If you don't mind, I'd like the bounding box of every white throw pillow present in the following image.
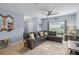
[40,32,44,36]
[44,32,48,36]
[29,33,35,40]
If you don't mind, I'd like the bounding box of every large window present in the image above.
[49,22,64,37]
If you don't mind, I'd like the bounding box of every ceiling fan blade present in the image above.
[51,12,58,15]
[47,11,52,15]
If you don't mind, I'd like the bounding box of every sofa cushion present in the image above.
[48,31,56,36]
[23,33,29,38]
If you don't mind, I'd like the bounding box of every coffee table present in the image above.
[68,40,79,55]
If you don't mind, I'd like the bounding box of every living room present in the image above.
[0,3,79,55]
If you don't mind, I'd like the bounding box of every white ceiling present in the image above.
[0,3,79,17]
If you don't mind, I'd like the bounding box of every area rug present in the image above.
[23,41,68,55]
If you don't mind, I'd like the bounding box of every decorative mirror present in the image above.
[0,14,14,32]
[6,15,14,32]
[0,14,4,31]
[0,15,2,31]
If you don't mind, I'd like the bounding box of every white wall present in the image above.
[27,20,33,32]
[24,17,42,32]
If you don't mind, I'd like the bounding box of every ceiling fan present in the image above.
[42,10,58,16]
[33,3,58,16]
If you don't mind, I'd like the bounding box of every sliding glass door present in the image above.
[48,21,65,37]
